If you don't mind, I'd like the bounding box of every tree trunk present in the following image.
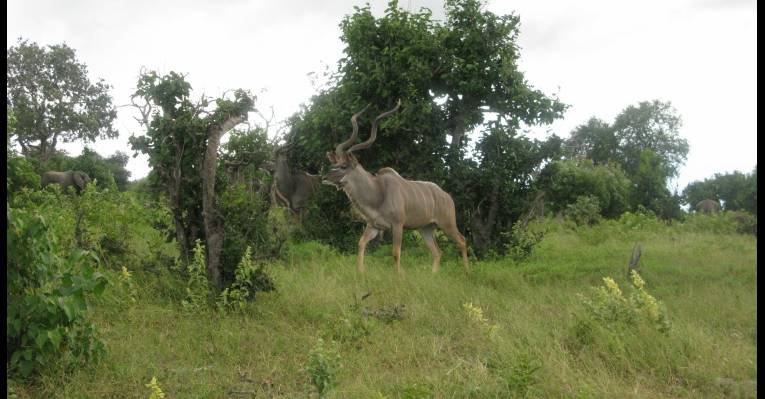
[202,116,245,290]
[167,149,190,264]
[470,180,500,258]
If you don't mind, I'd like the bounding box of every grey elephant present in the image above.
[695,199,721,214]
[41,170,92,194]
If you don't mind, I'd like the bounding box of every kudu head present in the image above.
[262,139,295,173]
[323,100,401,190]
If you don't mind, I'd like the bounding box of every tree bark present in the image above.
[202,115,245,290]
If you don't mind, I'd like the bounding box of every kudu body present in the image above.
[264,146,320,213]
[323,101,469,275]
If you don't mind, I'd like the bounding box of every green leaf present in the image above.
[48,329,62,349]
[35,332,48,349]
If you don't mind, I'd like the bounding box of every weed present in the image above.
[180,240,211,314]
[305,338,341,398]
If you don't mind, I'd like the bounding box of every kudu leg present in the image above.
[392,224,404,276]
[442,224,470,274]
[419,227,442,273]
[357,225,379,274]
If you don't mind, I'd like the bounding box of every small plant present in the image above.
[120,266,138,304]
[180,240,211,313]
[580,272,670,334]
[503,220,545,262]
[145,376,166,399]
[504,354,542,398]
[628,270,671,333]
[217,246,261,313]
[305,338,341,398]
[463,302,500,339]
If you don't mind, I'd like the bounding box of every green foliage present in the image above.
[563,100,688,219]
[503,219,545,262]
[678,210,757,236]
[458,123,562,257]
[145,376,166,399]
[286,0,565,256]
[683,167,757,215]
[7,205,107,379]
[7,38,117,161]
[128,70,256,283]
[580,273,670,335]
[499,354,542,398]
[539,159,631,218]
[7,153,41,198]
[218,183,282,284]
[462,302,500,339]
[180,240,211,314]
[217,247,275,313]
[565,196,603,226]
[305,338,341,398]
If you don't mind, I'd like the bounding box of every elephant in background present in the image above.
[695,199,721,214]
[41,170,91,194]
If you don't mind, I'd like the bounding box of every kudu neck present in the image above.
[344,164,382,207]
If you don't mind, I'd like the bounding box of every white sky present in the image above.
[7,0,757,191]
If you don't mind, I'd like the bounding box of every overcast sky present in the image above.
[7,0,757,191]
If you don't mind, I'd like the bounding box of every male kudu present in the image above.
[323,101,470,275]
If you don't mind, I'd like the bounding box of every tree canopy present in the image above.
[7,38,118,162]
[284,0,566,256]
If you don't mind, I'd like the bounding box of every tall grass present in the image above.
[13,215,757,398]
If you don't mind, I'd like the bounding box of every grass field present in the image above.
[15,219,757,398]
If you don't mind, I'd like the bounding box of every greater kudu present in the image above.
[323,101,470,275]
[265,145,321,213]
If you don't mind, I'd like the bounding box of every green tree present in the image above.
[612,100,688,179]
[105,151,132,191]
[565,117,618,164]
[129,70,255,289]
[7,39,117,162]
[538,159,632,219]
[683,167,757,215]
[286,0,565,255]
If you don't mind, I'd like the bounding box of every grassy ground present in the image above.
[16,221,757,398]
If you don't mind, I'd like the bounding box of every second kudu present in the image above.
[323,100,470,275]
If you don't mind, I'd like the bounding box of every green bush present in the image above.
[217,246,275,313]
[7,205,108,379]
[678,211,757,236]
[539,159,632,218]
[502,220,545,262]
[580,272,670,334]
[219,184,285,283]
[565,195,603,226]
[7,154,40,198]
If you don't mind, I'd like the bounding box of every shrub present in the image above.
[305,338,341,398]
[7,154,40,198]
[7,205,108,379]
[679,211,757,236]
[565,195,602,226]
[580,272,670,334]
[180,240,211,314]
[217,246,275,313]
[503,220,545,262]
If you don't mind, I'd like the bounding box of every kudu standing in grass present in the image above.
[323,100,470,275]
